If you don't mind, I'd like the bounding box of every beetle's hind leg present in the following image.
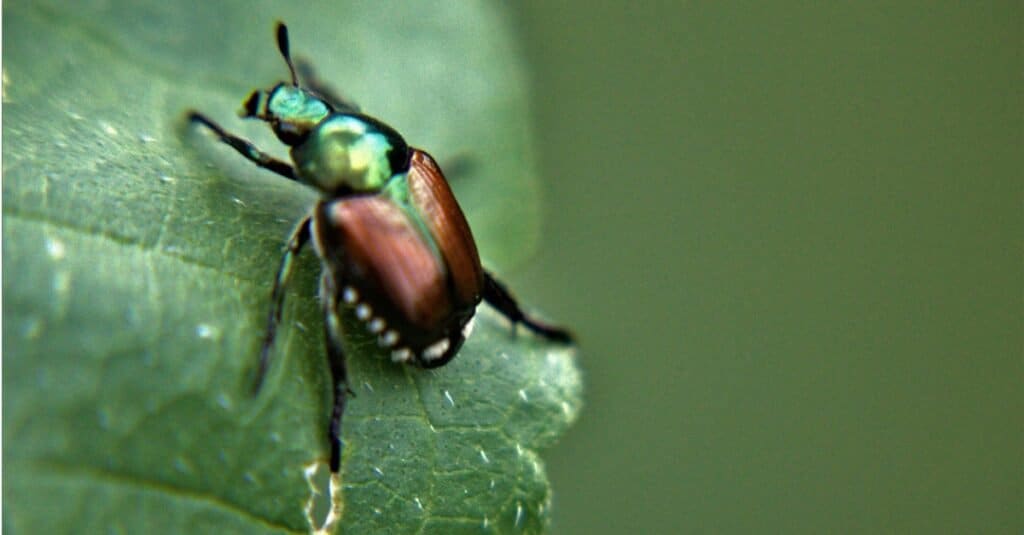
[482,272,575,344]
[252,215,312,393]
[320,272,351,473]
[187,111,299,181]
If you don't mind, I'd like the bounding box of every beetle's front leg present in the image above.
[320,272,350,473]
[187,111,299,181]
[252,215,312,393]
[482,272,575,344]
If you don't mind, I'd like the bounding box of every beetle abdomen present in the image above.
[316,196,452,345]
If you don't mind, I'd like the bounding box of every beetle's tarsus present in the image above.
[320,274,351,474]
[482,272,576,344]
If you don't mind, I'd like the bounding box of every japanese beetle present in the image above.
[187,23,573,473]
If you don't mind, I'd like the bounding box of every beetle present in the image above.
[187,23,573,473]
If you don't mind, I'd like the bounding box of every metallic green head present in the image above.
[239,24,410,195]
[242,84,330,145]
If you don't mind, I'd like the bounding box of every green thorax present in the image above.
[291,114,402,194]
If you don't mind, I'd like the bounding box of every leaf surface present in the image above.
[2,2,581,533]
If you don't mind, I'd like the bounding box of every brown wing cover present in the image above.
[320,197,451,337]
[406,150,484,308]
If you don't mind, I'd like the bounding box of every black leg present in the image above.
[187,111,299,181]
[295,58,361,113]
[482,272,575,343]
[319,273,350,473]
[253,215,312,393]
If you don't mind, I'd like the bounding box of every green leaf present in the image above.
[2,2,582,533]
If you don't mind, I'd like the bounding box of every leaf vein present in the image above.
[32,461,303,533]
[2,207,263,285]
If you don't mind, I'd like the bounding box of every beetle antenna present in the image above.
[276,22,299,87]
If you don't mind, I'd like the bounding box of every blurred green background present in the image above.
[512,3,1021,533]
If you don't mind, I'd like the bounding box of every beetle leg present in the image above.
[187,111,299,181]
[482,272,575,344]
[253,215,312,393]
[320,272,350,473]
[295,58,361,113]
